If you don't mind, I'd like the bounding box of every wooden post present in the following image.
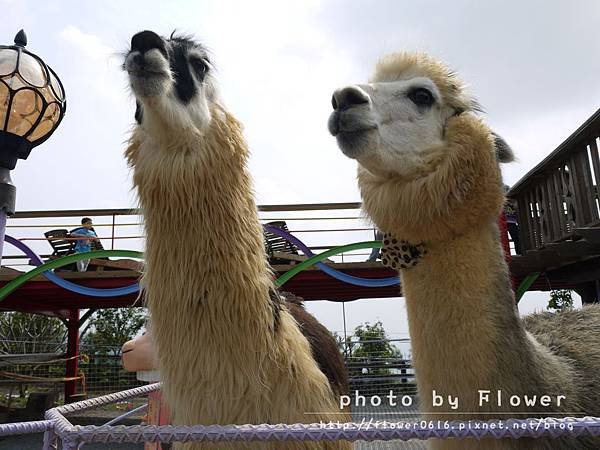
[137,371,169,450]
[111,214,116,250]
[65,309,80,403]
[146,390,170,450]
[574,281,600,305]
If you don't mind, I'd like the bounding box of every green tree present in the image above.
[80,308,147,393]
[0,312,66,354]
[548,290,573,312]
[81,308,147,354]
[0,312,67,401]
[332,332,353,357]
[345,321,414,395]
[348,321,401,376]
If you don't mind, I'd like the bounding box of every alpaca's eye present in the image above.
[190,57,207,78]
[407,88,434,107]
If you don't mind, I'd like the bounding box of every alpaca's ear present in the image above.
[135,101,144,124]
[492,133,514,163]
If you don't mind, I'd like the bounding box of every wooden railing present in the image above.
[509,108,600,252]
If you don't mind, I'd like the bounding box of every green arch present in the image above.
[0,243,535,301]
[0,250,143,301]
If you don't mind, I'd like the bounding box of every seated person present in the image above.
[367,229,384,262]
[70,217,99,272]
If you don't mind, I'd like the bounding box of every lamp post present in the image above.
[0,30,66,262]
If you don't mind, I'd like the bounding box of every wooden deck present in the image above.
[0,261,399,319]
[0,258,578,320]
[509,107,600,303]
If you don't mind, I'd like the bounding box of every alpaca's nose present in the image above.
[131,30,166,56]
[331,86,370,111]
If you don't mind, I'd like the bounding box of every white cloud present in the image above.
[58,25,115,63]
[57,25,124,102]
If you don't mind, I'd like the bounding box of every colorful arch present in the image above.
[0,236,142,301]
[264,224,399,287]
[0,233,533,301]
[0,232,394,300]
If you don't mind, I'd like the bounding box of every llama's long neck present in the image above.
[128,111,351,430]
[130,111,275,354]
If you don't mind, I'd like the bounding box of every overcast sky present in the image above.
[3,0,596,339]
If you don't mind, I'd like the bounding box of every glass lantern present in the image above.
[0,30,66,169]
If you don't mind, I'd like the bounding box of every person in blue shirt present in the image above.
[70,217,99,272]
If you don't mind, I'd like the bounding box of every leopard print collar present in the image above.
[380,232,426,270]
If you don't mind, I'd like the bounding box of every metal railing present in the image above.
[2,203,381,270]
[0,342,145,409]
[0,339,413,407]
[341,338,416,397]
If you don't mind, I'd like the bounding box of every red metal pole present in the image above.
[0,210,7,264]
[498,212,516,293]
[65,309,80,403]
[499,213,511,260]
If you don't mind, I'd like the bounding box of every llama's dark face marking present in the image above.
[124,30,215,129]
[168,36,208,104]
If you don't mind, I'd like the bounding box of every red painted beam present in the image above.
[0,277,141,315]
[0,267,578,318]
[279,267,401,301]
[65,309,79,403]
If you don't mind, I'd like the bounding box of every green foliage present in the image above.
[0,312,66,354]
[347,321,401,377]
[0,312,66,404]
[79,308,147,393]
[548,290,573,312]
[343,321,415,395]
[351,321,401,359]
[333,332,354,357]
[82,308,147,355]
[333,332,346,353]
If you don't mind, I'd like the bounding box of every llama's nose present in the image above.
[131,30,166,56]
[331,86,370,111]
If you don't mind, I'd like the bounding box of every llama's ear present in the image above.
[125,138,141,167]
[135,101,144,124]
[492,132,514,163]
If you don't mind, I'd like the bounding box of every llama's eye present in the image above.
[407,88,434,107]
[190,58,207,78]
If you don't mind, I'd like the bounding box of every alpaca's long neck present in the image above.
[358,115,578,421]
[401,224,536,412]
[132,114,274,348]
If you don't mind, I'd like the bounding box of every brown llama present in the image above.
[123,30,350,449]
